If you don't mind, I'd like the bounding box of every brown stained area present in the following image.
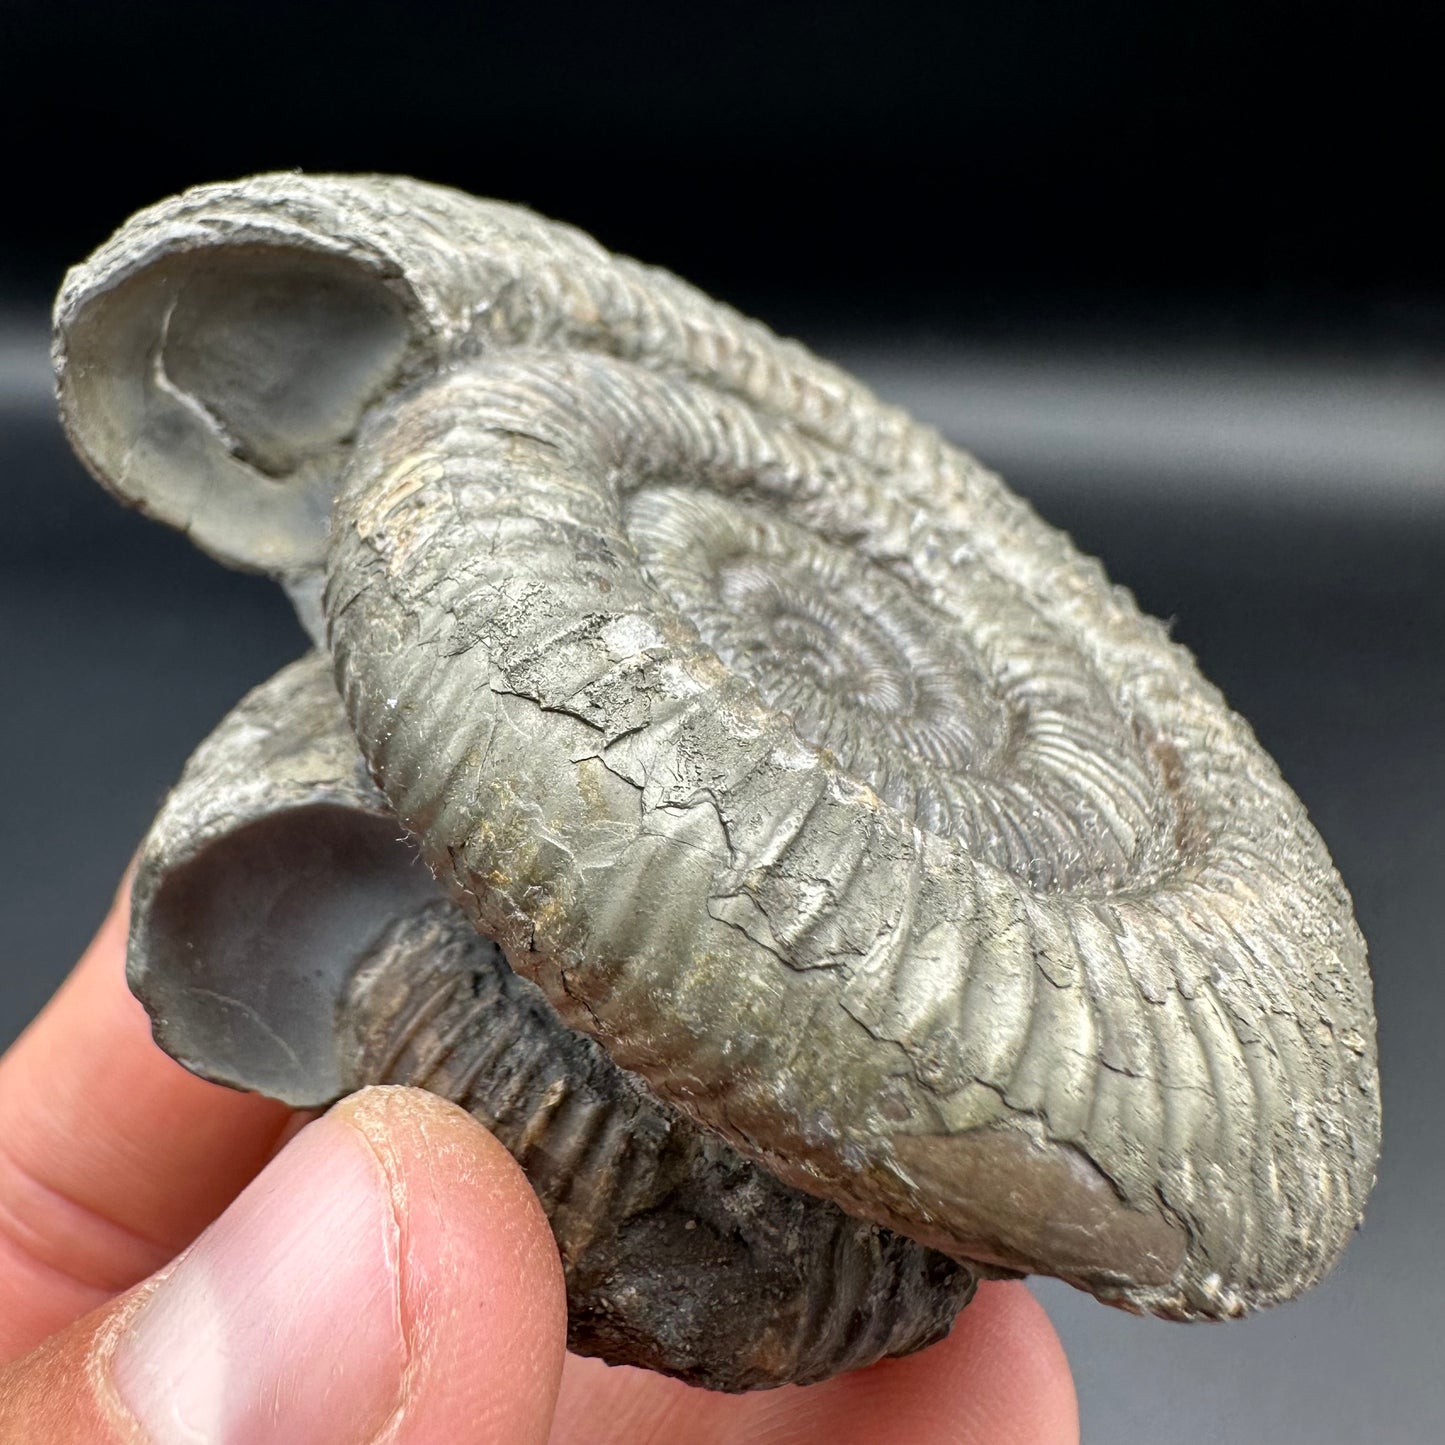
[574,756,614,822]
[893,1126,1187,1286]
[1145,731,1210,863]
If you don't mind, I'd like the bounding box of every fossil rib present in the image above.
[128,655,974,1391]
[56,173,1380,1330]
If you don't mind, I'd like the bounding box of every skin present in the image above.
[0,880,1077,1443]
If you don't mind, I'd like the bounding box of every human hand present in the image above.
[0,882,1078,1443]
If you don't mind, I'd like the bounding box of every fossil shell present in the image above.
[128,655,972,1391]
[55,174,1380,1332]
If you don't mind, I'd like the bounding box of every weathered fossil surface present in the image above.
[55,173,1380,1371]
[129,655,973,1391]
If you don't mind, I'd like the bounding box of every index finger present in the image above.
[0,881,293,1361]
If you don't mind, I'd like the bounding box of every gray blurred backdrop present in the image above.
[2,2,1441,1439]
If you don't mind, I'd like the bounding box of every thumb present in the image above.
[0,1086,568,1444]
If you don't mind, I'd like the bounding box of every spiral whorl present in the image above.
[54,173,1379,1337]
[628,488,1006,831]
[328,344,1377,1321]
[625,482,1177,892]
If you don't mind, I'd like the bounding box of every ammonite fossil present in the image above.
[53,173,1380,1388]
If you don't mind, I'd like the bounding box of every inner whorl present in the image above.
[625,483,1178,893]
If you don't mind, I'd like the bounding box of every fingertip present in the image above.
[0,886,293,1360]
[925,1280,1080,1445]
[9,1087,568,1445]
[336,1086,568,1443]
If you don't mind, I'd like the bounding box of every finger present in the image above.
[0,1086,569,1445]
[548,1279,1078,1445]
[0,884,295,1360]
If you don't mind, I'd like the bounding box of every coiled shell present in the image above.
[55,173,1380,1329]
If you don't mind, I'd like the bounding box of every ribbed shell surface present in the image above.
[55,174,1380,1324]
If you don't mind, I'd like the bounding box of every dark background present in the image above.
[2,0,1441,334]
[1,3,1440,1440]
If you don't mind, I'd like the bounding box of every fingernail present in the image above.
[111,1107,405,1445]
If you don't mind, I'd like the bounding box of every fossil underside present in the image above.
[54,172,1380,1386]
[127,657,972,1391]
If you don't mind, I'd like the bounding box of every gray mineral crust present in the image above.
[55,173,1381,1386]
